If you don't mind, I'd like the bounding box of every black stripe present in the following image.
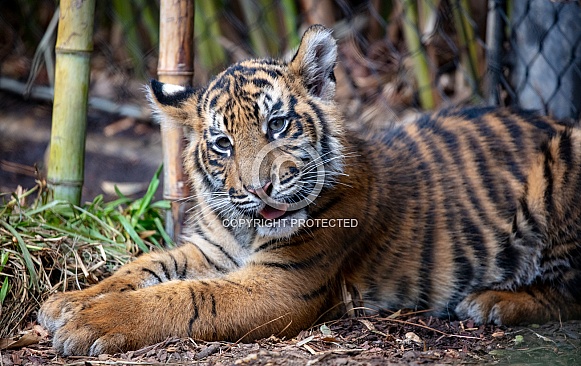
[558,129,574,173]
[301,282,330,300]
[258,251,324,271]
[474,116,525,183]
[251,78,272,88]
[495,112,525,152]
[180,255,188,279]
[255,239,281,252]
[141,267,163,283]
[194,227,240,267]
[459,211,488,280]
[188,288,199,336]
[208,159,224,167]
[417,168,435,308]
[193,144,215,191]
[272,99,283,112]
[519,195,543,237]
[170,253,178,275]
[222,279,243,288]
[119,284,136,292]
[307,102,331,159]
[466,134,503,206]
[526,113,557,136]
[291,119,304,139]
[443,199,474,302]
[210,294,217,316]
[193,242,228,273]
[154,260,171,280]
[279,172,295,186]
[542,143,554,215]
[495,235,518,282]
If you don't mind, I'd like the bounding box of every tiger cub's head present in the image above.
[149,25,345,238]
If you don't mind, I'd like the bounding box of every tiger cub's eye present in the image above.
[268,118,288,133]
[215,136,232,150]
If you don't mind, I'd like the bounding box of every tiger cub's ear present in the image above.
[147,79,198,125]
[289,24,337,100]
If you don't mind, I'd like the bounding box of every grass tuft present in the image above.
[0,165,173,337]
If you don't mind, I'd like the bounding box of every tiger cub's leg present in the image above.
[39,243,225,333]
[456,284,581,324]
[458,129,581,324]
[42,265,339,356]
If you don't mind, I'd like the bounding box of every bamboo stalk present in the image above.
[280,0,300,49]
[158,0,194,242]
[401,0,434,109]
[196,0,226,70]
[47,0,96,205]
[112,0,145,76]
[452,0,480,96]
[260,0,281,55]
[486,0,506,105]
[240,0,269,56]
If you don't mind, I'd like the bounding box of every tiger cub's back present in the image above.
[347,107,581,322]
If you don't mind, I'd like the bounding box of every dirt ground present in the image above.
[1,315,580,365]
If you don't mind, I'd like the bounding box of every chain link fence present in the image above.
[0,0,580,125]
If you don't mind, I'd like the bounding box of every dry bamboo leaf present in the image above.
[0,331,42,350]
[303,343,317,355]
[296,335,314,347]
[404,332,423,344]
[138,230,157,239]
[358,319,375,331]
[387,309,402,319]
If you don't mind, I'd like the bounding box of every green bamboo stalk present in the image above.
[140,0,160,46]
[48,0,96,205]
[260,0,281,55]
[112,0,146,76]
[196,0,226,70]
[401,0,434,109]
[240,0,269,56]
[452,0,480,95]
[280,0,300,49]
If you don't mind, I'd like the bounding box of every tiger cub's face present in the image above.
[149,25,345,238]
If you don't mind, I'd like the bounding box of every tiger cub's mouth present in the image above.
[258,203,289,220]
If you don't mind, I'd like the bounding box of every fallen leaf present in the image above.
[358,319,375,331]
[320,324,332,336]
[405,332,423,345]
[0,331,42,350]
[296,335,314,347]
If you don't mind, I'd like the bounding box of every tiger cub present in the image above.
[39,25,581,355]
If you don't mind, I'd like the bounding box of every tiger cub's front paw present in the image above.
[38,291,91,334]
[50,291,149,356]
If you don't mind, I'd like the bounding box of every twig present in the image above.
[376,317,481,340]
[0,77,148,120]
[234,313,291,344]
